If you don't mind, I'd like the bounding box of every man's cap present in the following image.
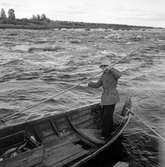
[99,61,109,68]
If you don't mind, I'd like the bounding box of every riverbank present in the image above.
[0,21,155,30]
[0,24,53,30]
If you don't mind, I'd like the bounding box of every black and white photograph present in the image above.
[0,0,164,166]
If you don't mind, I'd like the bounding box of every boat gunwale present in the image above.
[0,103,99,135]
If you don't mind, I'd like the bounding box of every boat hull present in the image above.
[0,99,132,167]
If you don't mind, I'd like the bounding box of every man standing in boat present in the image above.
[88,63,122,139]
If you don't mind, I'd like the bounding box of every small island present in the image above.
[0,8,154,30]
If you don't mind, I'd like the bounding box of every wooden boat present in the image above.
[0,98,132,167]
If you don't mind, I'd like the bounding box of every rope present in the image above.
[131,111,165,142]
[0,47,140,123]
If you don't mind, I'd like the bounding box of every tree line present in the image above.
[0,8,153,29]
[0,8,50,25]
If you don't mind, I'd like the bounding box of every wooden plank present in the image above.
[53,149,89,167]
[43,143,85,166]
[54,118,67,125]
[70,114,93,125]
[45,143,81,157]
[54,118,71,130]
[42,135,59,144]
[35,121,55,139]
[70,109,91,120]
[76,119,96,129]
[44,138,79,152]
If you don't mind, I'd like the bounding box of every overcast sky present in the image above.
[0,0,165,27]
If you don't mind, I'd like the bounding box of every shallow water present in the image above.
[0,28,165,166]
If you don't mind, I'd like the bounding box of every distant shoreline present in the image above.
[0,24,53,30]
[0,21,158,30]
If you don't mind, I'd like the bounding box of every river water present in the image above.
[0,28,165,166]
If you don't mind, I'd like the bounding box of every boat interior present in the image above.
[0,101,131,167]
